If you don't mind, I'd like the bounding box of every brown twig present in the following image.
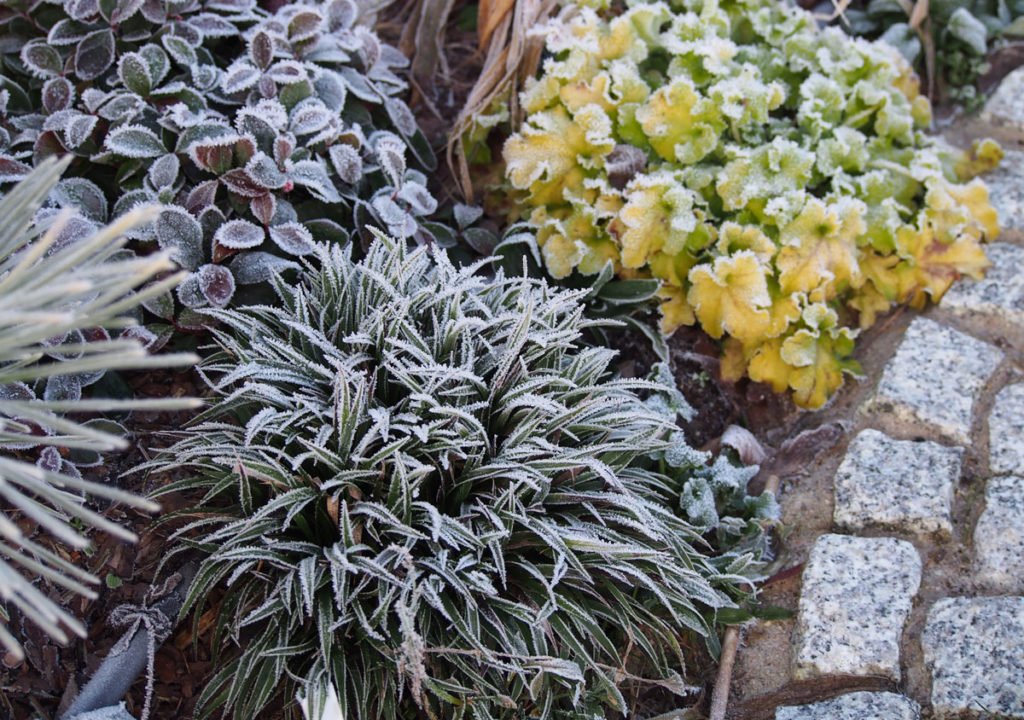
[708,626,740,720]
[709,474,782,720]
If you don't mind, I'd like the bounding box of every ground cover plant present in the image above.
[0,0,446,332]
[502,0,1002,408]
[147,234,777,720]
[0,158,197,660]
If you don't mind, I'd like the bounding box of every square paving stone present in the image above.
[833,429,962,537]
[922,597,1024,718]
[862,318,1003,444]
[775,692,921,720]
[793,534,921,681]
[983,151,1024,234]
[975,476,1024,593]
[941,243,1024,331]
[990,384,1024,475]
[982,67,1024,132]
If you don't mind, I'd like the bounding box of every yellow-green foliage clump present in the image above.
[503,0,1001,408]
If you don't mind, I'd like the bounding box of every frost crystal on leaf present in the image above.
[215,219,265,250]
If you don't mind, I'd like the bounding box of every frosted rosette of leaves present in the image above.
[0,0,442,331]
[502,0,1002,408]
[0,159,199,659]
[144,233,776,719]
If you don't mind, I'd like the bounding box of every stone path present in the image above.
[734,71,1024,720]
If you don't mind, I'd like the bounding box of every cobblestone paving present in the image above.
[772,69,1024,719]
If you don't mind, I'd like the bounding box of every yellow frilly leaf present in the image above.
[687,251,772,342]
[657,284,696,334]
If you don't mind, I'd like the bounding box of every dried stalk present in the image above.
[446,0,559,201]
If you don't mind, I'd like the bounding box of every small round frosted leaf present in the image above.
[105,124,166,158]
[453,203,483,230]
[162,34,197,67]
[37,446,63,473]
[42,78,75,114]
[197,264,236,308]
[270,222,316,256]
[176,271,205,308]
[229,251,301,284]
[215,219,265,249]
[245,153,288,189]
[222,62,261,94]
[0,157,31,183]
[290,100,333,136]
[155,207,204,271]
[109,0,145,24]
[384,98,417,137]
[118,52,153,95]
[371,195,408,226]
[249,30,274,70]
[67,0,99,21]
[44,374,83,402]
[329,144,362,184]
[187,13,237,39]
[62,113,99,149]
[269,60,308,85]
[327,0,358,30]
[289,160,341,202]
[22,41,63,78]
[189,135,240,175]
[142,289,175,321]
[147,154,181,190]
[50,214,98,253]
[373,132,406,187]
[397,182,437,216]
[288,9,324,42]
[48,18,89,46]
[314,71,347,111]
[75,28,116,80]
[250,194,277,225]
[51,178,108,222]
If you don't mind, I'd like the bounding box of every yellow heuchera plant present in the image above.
[502,0,1001,408]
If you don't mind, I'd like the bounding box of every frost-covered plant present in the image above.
[502,0,1002,408]
[836,0,1024,109]
[0,159,198,659]
[0,0,439,325]
[148,234,776,720]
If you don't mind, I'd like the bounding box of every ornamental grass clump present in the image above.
[148,234,776,720]
[0,0,441,327]
[502,0,1002,408]
[0,159,198,659]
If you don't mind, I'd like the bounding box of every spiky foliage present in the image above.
[0,159,198,660]
[148,235,776,720]
[0,0,448,329]
[502,0,1002,409]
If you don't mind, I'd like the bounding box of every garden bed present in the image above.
[0,0,1018,718]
